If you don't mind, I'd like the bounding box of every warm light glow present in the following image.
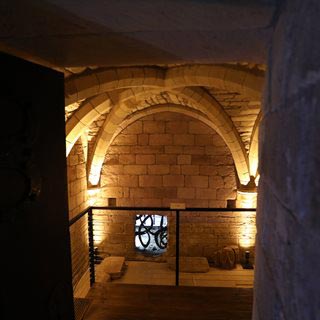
[88,170,100,186]
[236,190,257,209]
[87,188,101,206]
[92,214,108,246]
[255,174,260,186]
[93,234,104,245]
[239,211,256,248]
[66,141,73,157]
[236,190,257,248]
[249,157,259,179]
[81,132,89,163]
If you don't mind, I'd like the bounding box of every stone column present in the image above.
[254,1,320,319]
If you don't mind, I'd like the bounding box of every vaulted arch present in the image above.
[88,87,250,186]
[248,112,262,178]
[65,87,164,155]
[65,65,264,105]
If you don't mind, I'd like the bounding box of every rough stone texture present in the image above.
[67,139,90,292]
[93,112,256,261]
[67,140,89,220]
[99,112,236,208]
[178,212,256,260]
[64,65,264,179]
[206,87,260,152]
[254,2,320,319]
[95,209,256,264]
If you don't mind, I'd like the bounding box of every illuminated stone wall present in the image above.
[67,139,89,294]
[99,112,237,207]
[67,139,88,220]
[94,209,256,263]
[94,112,256,262]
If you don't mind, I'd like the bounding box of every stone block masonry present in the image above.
[93,209,255,263]
[67,140,89,220]
[99,112,237,208]
[67,139,90,293]
[93,112,253,262]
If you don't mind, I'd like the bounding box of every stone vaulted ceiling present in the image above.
[64,64,265,187]
[0,0,270,187]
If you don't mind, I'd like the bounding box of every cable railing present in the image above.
[69,206,256,287]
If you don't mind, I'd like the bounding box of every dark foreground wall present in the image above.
[0,53,74,320]
[254,1,320,319]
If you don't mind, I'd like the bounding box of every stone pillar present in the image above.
[254,1,320,319]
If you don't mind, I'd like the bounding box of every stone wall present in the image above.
[94,209,255,263]
[94,112,255,262]
[254,1,320,319]
[67,139,89,293]
[67,140,88,220]
[99,112,237,207]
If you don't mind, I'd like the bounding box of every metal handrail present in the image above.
[68,207,91,226]
[69,206,95,287]
[69,206,256,287]
[91,206,256,212]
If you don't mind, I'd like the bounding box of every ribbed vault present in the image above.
[65,64,265,187]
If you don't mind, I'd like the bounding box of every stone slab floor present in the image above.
[112,261,254,288]
[82,261,254,320]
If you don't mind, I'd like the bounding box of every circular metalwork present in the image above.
[135,214,168,255]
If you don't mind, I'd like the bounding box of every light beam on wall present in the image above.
[236,180,257,249]
[236,190,257,209]
[88,166,101,186]
[87,188,101,206]
[239,210,256,248]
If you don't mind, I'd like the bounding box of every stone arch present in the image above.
[65,67,166,106]
[66,93,112,155]
[248,112,262,178]
[166,65,263,99]
[88,88,249,186]
[113,104,236,141]
[65,87,164,156]
[65,65,264,105]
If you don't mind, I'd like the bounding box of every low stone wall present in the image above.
[95,210,256,263]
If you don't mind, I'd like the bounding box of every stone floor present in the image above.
[111,261,254,288]
[82,262,254,320]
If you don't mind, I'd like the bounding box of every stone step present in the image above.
[97,256,127,280]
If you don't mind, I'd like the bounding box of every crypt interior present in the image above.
[1,1,320,320]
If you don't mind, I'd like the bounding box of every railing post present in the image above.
[88,207,95,286]
[175,210,180,286]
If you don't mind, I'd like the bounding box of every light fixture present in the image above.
[242,250,254,269]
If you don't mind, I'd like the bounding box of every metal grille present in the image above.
[135,214,168,255]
